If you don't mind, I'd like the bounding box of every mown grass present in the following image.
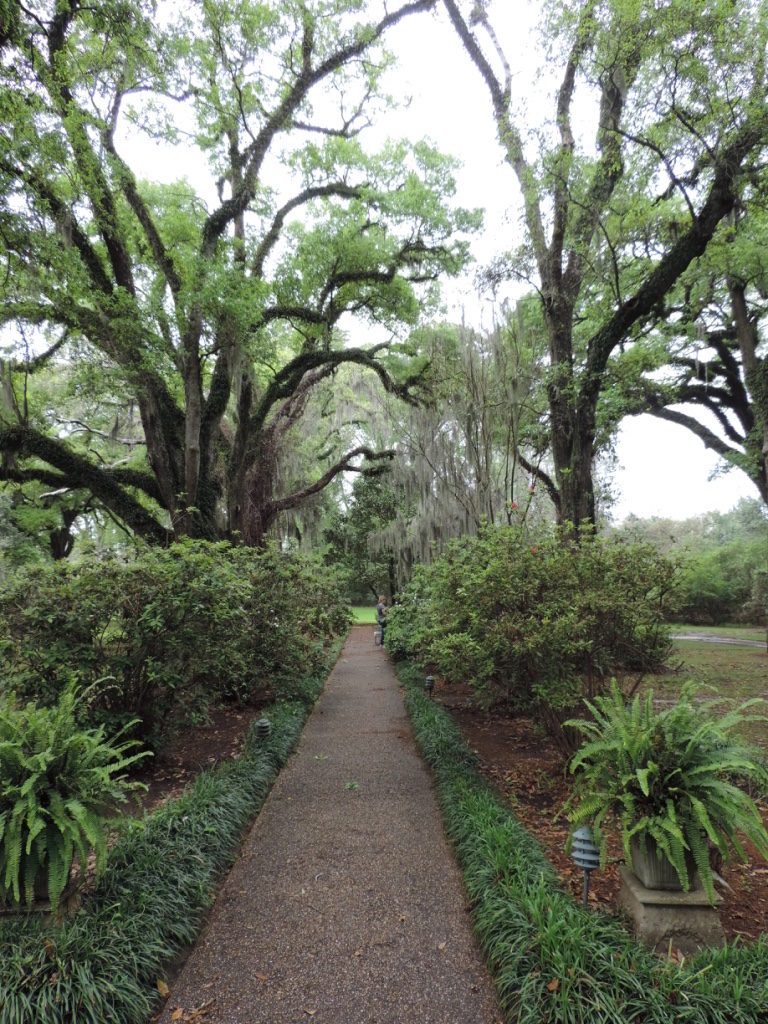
[672,623,766,643]
[350,605,377,624]
[639,634,768,748]
[399,659,768,1023]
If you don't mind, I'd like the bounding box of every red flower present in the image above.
[530,546,538,554]
[510,501,518,510]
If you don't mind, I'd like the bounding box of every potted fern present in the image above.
[0,686,149,913]
[562,682,768,904]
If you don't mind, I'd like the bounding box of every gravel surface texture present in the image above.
[157,626,503,1024]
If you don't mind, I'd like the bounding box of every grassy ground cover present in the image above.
[0,641,343,1024]
[641,636,768,748]
[672,624,766,643]
[350,605,377,624]
[399,660,768,1023]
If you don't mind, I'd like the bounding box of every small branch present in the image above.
[266,446,394,517]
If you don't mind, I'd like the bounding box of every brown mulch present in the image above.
[131,706,265,814]
[435,680,768,945]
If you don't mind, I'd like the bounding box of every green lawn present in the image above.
[350,605,377,624]
[640,629,768,749]
[671,623,766,643]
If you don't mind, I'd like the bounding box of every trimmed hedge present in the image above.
[0,644,341,1024]
[399,661,768,1024]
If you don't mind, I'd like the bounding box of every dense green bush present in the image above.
[386,526,675,743]
[676,539,768,624]
[0,645,338,1024]
[400,661,768,1024]
[0,542,349,740]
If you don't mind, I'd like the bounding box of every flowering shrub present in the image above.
[386,526,676,747]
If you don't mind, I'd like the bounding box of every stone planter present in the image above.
[619,867,724,955]
[629,834,698,891]
[622,834,723,954]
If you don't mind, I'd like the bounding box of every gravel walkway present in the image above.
[157,626,503,1024]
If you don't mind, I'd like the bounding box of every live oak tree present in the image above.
[0,0,476,546]
[619,201,768,506]
[443,0,768,532]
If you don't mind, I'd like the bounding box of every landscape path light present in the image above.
[570,825,600,908]
[255,716,272,741]
[424,674,435,698]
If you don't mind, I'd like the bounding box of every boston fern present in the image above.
[562,682,768,904]
[0,687,149,911]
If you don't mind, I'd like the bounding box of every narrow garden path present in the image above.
[157,625,503,1024]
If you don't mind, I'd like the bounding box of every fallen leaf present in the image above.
[352,949,362,957]
[305,1010,317,1017]
[171,1010,183,1022]
[157,980,170,999]
[256,973,269,982]
[438,941,447,951]
[546,978,560,992]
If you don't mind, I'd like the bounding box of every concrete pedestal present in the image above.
[618,866,725,956]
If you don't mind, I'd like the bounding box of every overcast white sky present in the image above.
[371,2,760,522]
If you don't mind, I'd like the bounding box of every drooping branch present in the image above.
[265,445,394,519]
[249,344,414,438]
[0,426,170,542]
[516,450,561,515]
[2,332,69,373]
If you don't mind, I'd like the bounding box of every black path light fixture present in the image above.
[255,716,272,741]
[424,674,435,698]
[570,825,600,907]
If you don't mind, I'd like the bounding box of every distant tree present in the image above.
[613,498,768,623]
[323,471,402,601]
[363,312,554,583]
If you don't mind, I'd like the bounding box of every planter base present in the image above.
[0,885,80,922]
[618,866,725,956]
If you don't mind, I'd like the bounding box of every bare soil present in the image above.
[133,706,264,814]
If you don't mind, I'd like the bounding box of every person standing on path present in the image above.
[376,594,388,647]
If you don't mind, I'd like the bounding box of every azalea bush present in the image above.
[385,525,676,745]
[0,542,349,741]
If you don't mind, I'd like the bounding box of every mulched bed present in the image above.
[436,681,768,946]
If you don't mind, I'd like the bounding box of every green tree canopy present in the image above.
[443,0,768,532]
[0,0,479,547]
